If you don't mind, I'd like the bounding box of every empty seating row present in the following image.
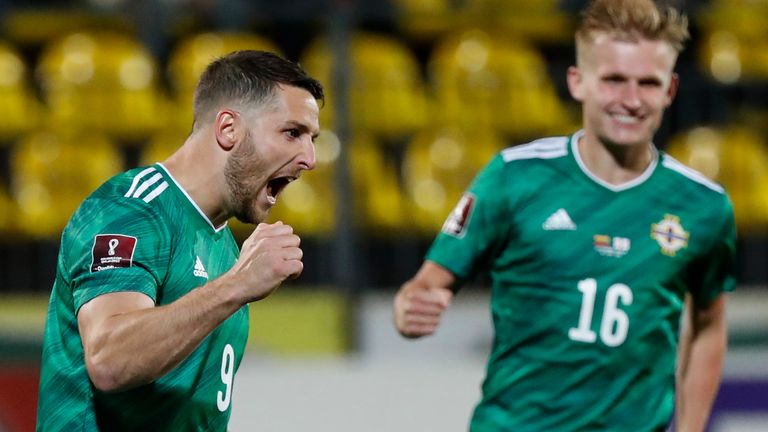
[0,28,574,146]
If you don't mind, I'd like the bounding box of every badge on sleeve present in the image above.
[442,192,476,238]
[90,234,138,272]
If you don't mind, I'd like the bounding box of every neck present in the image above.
[162,134,230,228]
[577,132,655,186]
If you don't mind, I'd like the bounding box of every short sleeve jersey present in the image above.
[37,163,249,432]
[427,132,737,431]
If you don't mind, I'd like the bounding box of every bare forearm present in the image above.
[84,280,242,392]
[676,329,725,431]
[676,296,727,432]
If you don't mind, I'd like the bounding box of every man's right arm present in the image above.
[393,261,455,338]
[78,222,301,392]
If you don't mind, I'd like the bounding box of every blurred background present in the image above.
[0,0,767,430]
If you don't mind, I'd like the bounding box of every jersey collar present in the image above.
[570,129,659,192]
[155,163,228,233]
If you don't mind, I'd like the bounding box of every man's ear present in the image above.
[664,72,680,108]
[214,109,239,151]
[566,65,584,102]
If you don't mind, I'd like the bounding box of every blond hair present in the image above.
[575,0,689,55]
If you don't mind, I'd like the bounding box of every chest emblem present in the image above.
[651,214,689,256]
[194,255,209,279]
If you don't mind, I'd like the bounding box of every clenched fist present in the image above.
[394,277,453,339]
[226,221,303,303]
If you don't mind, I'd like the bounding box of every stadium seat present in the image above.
[36,30,168,142]
[697,1,768,82]
[394,0,572,43]
[461,0,572,43]
[167,32,281,129]
[348,134,409,233]
[402,126,503,233]
[0,40,42,143]
[428,29,571,141]
[300,32,429,141]
[10,130,123,238]
[666,126,768,233]
[140,129,188,167]
[392,0,456,42]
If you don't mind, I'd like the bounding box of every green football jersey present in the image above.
[427,131,736,431]
[37,163,249,432]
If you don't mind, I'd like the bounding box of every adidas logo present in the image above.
[543,208,577,231]
[193,256,209,279]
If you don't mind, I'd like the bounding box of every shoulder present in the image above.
[67,166,172,237]
[658,153,727,197]
[500,135,570,164]
[476,135,570,184]
[467,135,571,203]
[658,153,733,220]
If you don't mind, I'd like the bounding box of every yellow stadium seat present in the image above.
[402,126,503,233]
[697,1,768,82]
[395,0,572,43]
[349,134,410,234]
[167,32,281,129]
[428,29,570,141]
[140,129,189,167]
[36,31,168,141]
[301,32,429,141]
[0,40,42,143]
[10,130,123,238]
[666,126,768,233]
[393,0,456,42]
[461,0,572,43]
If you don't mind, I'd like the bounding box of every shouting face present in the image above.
[224,85,320,224]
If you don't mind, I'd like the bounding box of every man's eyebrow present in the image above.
[285,120,320,139]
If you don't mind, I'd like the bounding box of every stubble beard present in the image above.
[223,135,267,225]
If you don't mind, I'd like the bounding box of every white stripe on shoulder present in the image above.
[124,166,158,197]
[502,137,568,162]
[662,156,724,193]
[142,181,169,203]
[132,173,163,198]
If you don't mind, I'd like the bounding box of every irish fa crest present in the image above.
[651,214,689,256]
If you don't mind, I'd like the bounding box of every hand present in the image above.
[226,221,303,303]
[393,281,452,338]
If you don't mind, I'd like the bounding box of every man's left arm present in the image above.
[675,293,727,432]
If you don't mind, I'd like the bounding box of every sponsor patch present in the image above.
[91,234,137,272]
[442,193,476,238]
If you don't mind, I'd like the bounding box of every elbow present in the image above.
[85,351,131,393]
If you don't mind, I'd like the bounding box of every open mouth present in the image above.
[266,176,296,201]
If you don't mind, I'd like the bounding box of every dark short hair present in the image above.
[192,50,324,128]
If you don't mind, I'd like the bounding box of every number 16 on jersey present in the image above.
[569,278,634,347]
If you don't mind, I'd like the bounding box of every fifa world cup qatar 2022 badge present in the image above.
[442,192,476,238]
[90,234,138,272]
